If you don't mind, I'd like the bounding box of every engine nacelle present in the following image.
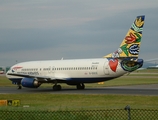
[21,77,41,88]
[121,58,143,72]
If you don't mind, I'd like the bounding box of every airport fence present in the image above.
[0,107,158,120]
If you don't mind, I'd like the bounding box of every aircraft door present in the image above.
[52,66,55,73]
[104,61,109,75]
[48,66,51,73]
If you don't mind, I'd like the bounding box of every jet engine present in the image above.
[121,58,143,72]
[21,77,41,88]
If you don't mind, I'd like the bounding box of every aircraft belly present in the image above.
[66,77,116,84]
[8,78,22,83]
[97,60,109,76]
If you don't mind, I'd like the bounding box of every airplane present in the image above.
[6,15,145,90]
[0,71,4,74]
[0,67,5,74]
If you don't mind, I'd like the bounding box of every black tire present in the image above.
[57,85,61,90]
[18,86,22,89]
[53,85,61,91]
[77,83,85,90]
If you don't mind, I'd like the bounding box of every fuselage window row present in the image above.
[21,68,38,71]
[52,67,97,71]
[20,67,97,72]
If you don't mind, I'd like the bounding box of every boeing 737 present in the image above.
[6,15,145,90]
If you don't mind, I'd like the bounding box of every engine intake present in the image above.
[21,77,41,88]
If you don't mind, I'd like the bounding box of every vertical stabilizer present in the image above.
[104,15,145,58]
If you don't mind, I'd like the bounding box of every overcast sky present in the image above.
[0,0,158,66]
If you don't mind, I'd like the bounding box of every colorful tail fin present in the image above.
[104,15,145,58]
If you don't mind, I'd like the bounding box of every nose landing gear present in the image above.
[17,83,22,89]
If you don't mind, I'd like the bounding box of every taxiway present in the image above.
[0,84,158,96]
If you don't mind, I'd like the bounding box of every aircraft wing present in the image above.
[7,73,67,82]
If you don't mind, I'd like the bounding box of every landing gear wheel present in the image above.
[53,85,62,91]
[77,83,85,90]
[17,82,22,89]
[57,85,61,90]
[18,85,22,89]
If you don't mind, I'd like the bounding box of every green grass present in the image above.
[1,108,157,120]
[0,94,158,110]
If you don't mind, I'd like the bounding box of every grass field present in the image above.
[0,69,158,110]
[1,94,158,110]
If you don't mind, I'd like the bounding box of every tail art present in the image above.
[104,15,145,59]
[105,15,145,72]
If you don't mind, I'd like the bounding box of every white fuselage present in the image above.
[6,58,127,84]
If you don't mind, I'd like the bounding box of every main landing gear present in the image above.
[76,83,85,90]
[53,85,62,91]
[52,83,85,91]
